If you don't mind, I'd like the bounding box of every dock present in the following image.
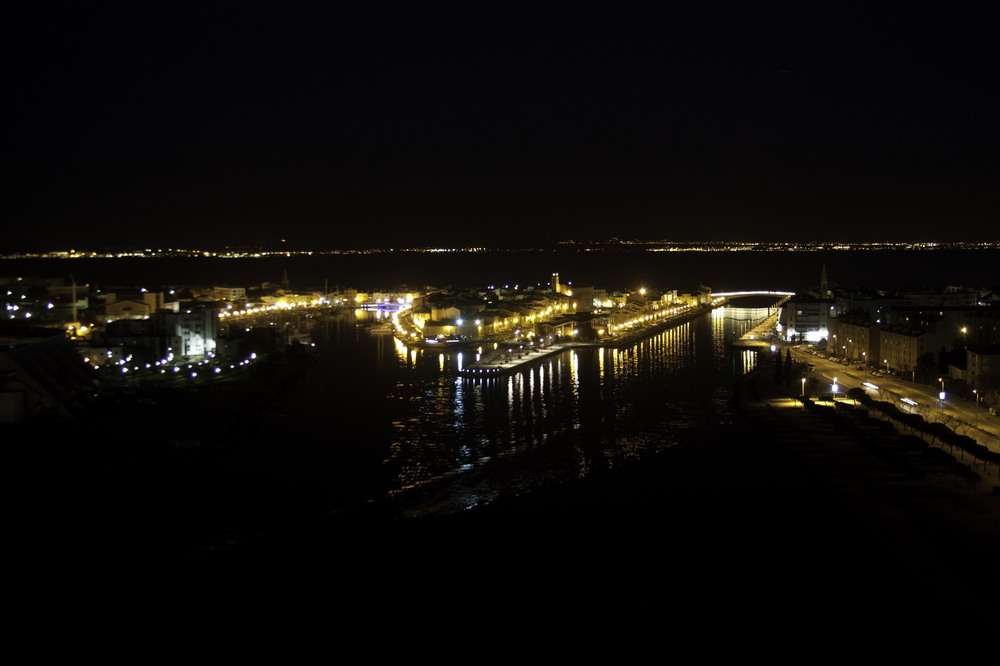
[457,303,716,378]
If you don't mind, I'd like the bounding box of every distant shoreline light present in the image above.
[1,240,997,260]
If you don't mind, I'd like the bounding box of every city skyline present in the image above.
[5,238,1000,259]
[4,3,998,254]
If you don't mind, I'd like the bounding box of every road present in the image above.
[786,344,1000,456]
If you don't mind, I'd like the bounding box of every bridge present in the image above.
[711,290,795,299]
[713,291,794,348]
[713,290,792,313]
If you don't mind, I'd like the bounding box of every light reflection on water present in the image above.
[349,304,771,518]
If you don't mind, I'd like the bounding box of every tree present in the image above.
[982,388,1000,414]
[915,352,937,385]
[784,349,793,385]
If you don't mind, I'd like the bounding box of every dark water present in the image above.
[121,302,766,563]
[281,306,763,519]
[4,247,999,293]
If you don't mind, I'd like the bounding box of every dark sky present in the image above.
[3,1,998,252]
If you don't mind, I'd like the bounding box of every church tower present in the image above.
[552,272,560,295]
[820,263,829,298]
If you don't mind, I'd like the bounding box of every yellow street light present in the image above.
[974,388,980,427]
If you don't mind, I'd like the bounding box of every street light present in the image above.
[938,377,946,402]
[862,351,867,376]
[884,359,889,376]
[801,377,806,396]
[974,388,980,427]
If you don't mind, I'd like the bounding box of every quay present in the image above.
[455,301,719,378]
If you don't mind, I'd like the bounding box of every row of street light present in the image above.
[855,368,987,429]
[785,341,992,435]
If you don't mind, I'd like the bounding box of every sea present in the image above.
[3,247,999,564]
[4,246,997,293]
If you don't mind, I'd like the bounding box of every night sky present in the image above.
[3,1,998,252]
